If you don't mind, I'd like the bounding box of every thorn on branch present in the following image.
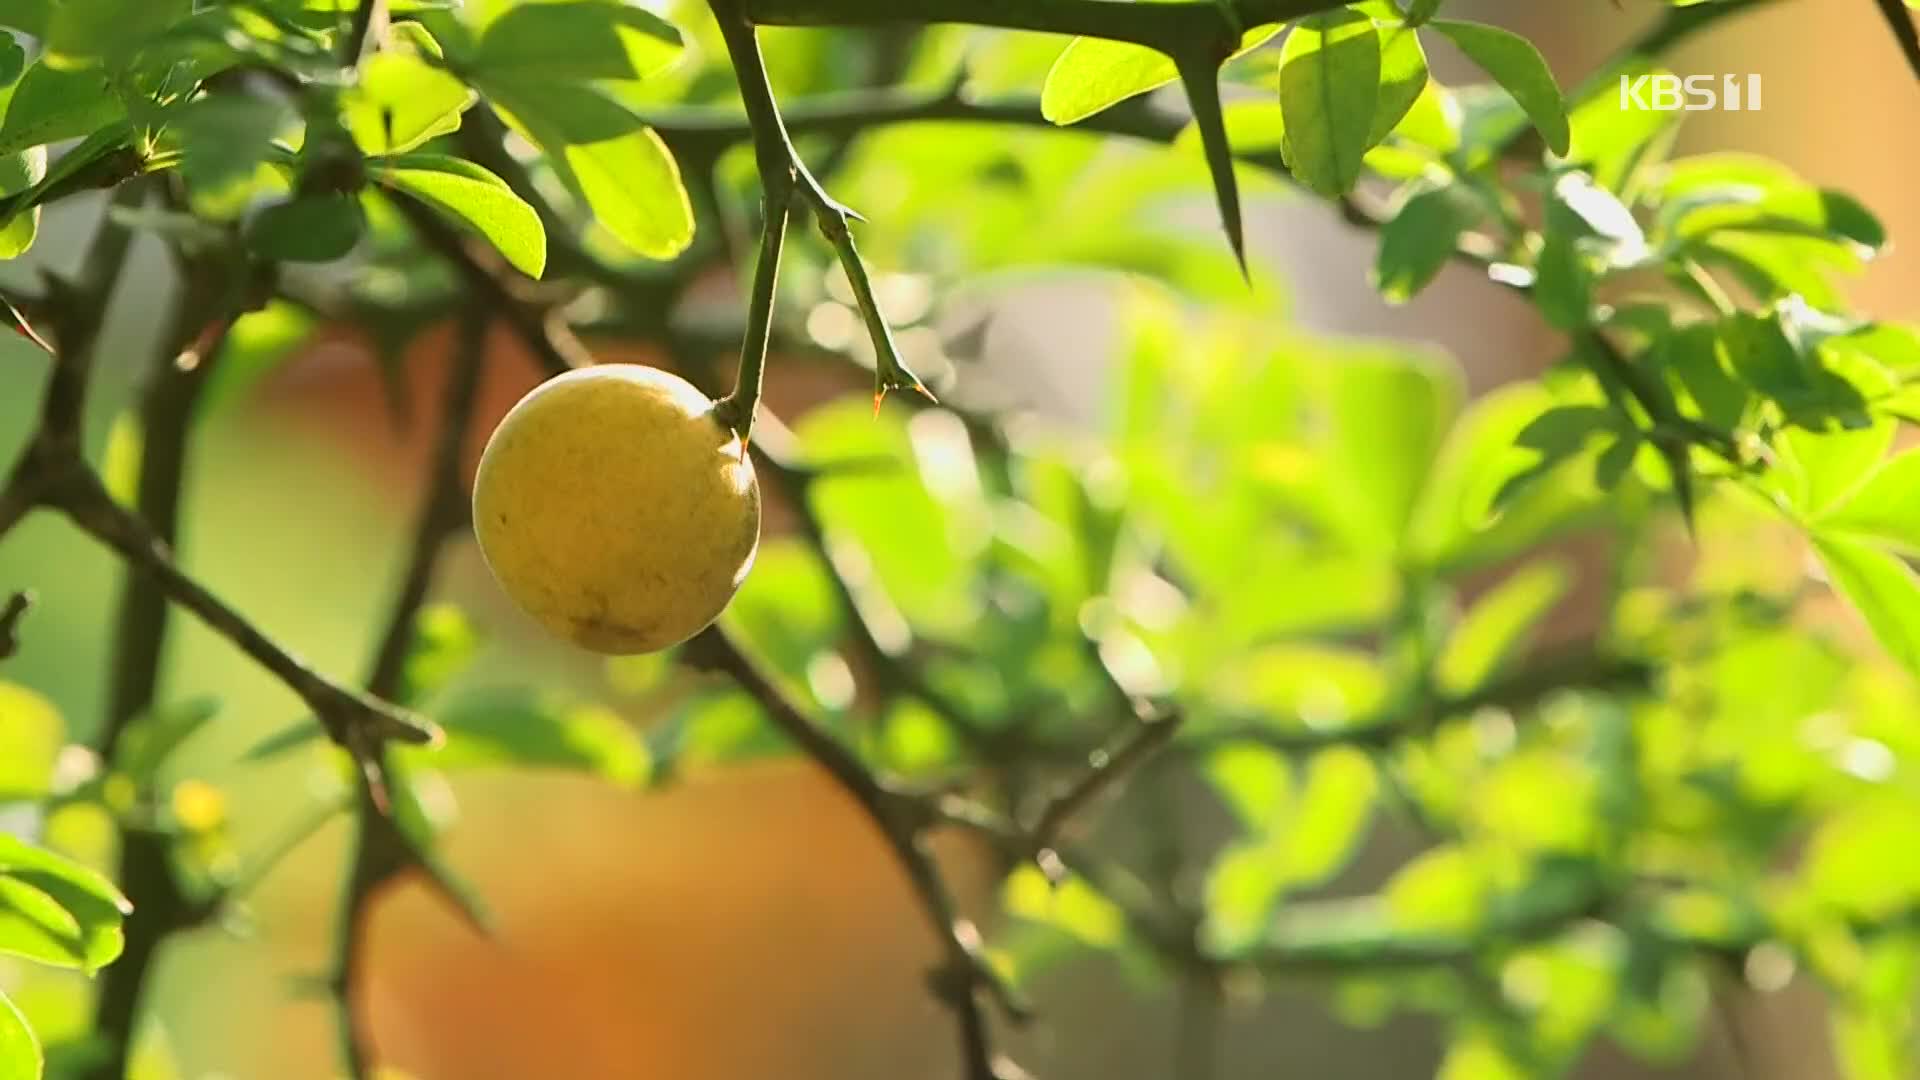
[0,590,32,661]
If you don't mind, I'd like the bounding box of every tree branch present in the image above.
[710,0,930,410]
[86,257,243,1080]
[1873,0,1920,87]
[740,0,1336,47]
[682,625,1028,1080]
[332,312,494,1080]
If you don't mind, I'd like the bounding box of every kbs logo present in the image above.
[1618,73,1763,111]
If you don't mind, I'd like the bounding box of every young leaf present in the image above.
[1040,25,1282,126]
[1369,22,1430,148]
[1278,12,1383,196]
[244,194,367,263]
[1436,560,1570,695]
[1816,450,1920,554]
[0,32,22,86]
[0,990,38,1080]
[1814,534,1920,678]
[0,144,44,259]
[0,62,124,157]
[42,0,189,71]
[479,78,692,259]
[0,834,131,974]
[1429,19,1569,155]
[472,1,683,84]
[1371,181,1479,303]
[344,50,475,156]
[376,153,547,278]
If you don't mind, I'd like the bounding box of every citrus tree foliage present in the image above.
[4,0,1920,1078]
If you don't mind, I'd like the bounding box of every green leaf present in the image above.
[1818,450,1920,555]
[1658,153,1884,253]
[1204,746,1292,829]
[42,0,189,71]
[0,835,130,974]
[0,33,22,87]
[0,144,43,258]
[472,0,683,83]
[1368,21,1429,147]
[1429,19,1568,155]
[1040,25,1281,125]
[1271,747,1378,887]
[1436,560,1570,694]
[1371,180,1478,303]
[479,77,691,259]
[1717,309,1870,427]
[345,49,475,156]
[169,94,294,220]
[0,990,39,1080]
[1278,11,1382,196]
[1320,344,1461,550]
[376,153,547,278]
[0,62,125,157]
[244,194,366,263]
[1771,421,1895,521]
[112,697,219,786]
[430,688,650,784]
[1813,535,1920,678]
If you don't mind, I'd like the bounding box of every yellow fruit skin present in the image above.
[473,364,760,654]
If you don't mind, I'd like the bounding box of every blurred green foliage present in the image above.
[5,0,1920,1078]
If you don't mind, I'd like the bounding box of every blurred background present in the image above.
[3,1,1917,1078]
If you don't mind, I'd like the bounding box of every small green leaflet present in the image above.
[0,833,132,975]
[376,153,547,278]
[1279,12,1382,197]
[1429,19,1569,156]
[1040,25,1283,126]
[0,990,39,1080]
[471,0,683,84]
[1814,534,1920,678]
[478,78,692,260]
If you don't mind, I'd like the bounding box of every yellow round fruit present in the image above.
[472,364,760,654]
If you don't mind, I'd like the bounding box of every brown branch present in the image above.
[683,625,1028,1080]
[86,258,241,1080]
[1025,708,1180,873]
[332,313,494,1080]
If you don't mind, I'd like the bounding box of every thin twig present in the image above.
[683,625,1027,1080]
[1025,709,1180,875]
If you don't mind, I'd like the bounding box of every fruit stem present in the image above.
[716,188,791,441]
[710,7,799,442]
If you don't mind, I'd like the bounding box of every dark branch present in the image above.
[1874,0,1920,87]
[333,313,495,1080]
[0,591,30,661]
[683,625,1026,1080]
